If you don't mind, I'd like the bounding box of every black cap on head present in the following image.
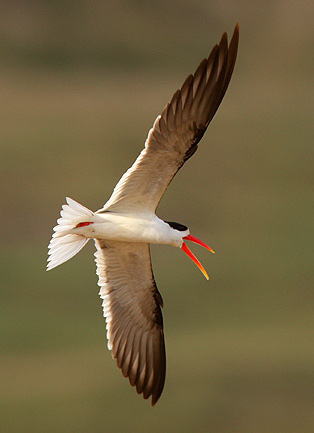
[165,221,188,232]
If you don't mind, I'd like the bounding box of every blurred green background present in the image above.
[1,1,313,432]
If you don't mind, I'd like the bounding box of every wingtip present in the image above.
[151,396,159,406]
[219,24,239,47]
[220,31,228,44]
[232,23,240,45]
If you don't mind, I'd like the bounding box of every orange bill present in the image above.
[183,234,215,253]
[181,241,209,280]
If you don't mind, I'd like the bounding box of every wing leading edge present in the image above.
[101,24,239,214]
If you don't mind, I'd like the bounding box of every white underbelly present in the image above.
[88,213,179,246]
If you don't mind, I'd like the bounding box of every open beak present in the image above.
[181,234,215,280]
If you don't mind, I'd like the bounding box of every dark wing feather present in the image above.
[95,239,166,405]
[100,24,239,214]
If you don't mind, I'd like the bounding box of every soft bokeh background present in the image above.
[1,1,313,432]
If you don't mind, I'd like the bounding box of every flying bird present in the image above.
[47,24,239,405]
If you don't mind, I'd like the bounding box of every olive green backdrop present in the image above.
[1,1,313,432]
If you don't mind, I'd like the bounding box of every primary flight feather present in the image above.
[47,24,239,405]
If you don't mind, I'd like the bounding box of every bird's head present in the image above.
[165,221,215,280]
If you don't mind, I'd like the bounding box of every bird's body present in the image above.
[77,211,186,247]
[47,25,239,405]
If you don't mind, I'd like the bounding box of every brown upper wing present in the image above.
[95,239,166,405]
[100,24,239,214]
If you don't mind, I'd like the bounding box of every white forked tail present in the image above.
[47,197,94,271]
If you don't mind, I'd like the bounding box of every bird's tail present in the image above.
[47,197,94,271]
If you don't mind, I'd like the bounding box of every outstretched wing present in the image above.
[94,239,166,405]
[100,24,239,214]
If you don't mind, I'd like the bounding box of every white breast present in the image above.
[90,213,184,247]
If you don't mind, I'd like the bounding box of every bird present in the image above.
[47,24,239,405]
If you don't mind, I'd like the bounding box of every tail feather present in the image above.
[47,197,93,271]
